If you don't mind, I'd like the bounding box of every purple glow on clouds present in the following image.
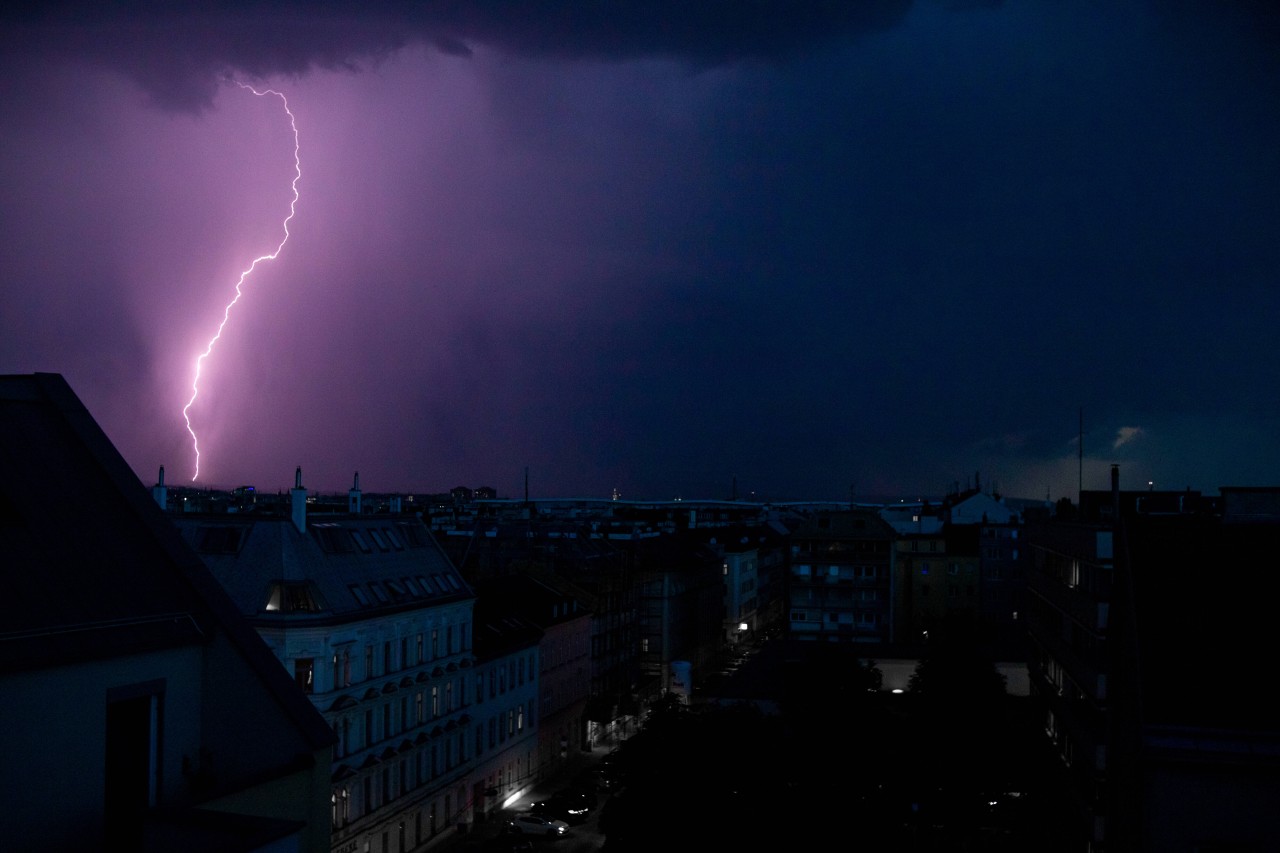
[2,1,1280,501]
[184,82,301,482]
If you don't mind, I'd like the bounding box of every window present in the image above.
[333,651,350,688]
[295,658,314,693]
[416,691,424,724]
[105,681,163,841]
[266,582,321,612]
[416,633,424,664]
[369,529,388,550]
[351,531,371,552]
[349,585,370,606]
[364,645,374,681]
[332,787,350,828]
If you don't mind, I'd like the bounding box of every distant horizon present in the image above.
[151,476,1250,507]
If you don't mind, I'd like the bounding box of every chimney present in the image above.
[152,465,168,510]
[1111,463,1120,522]
[291,466,307,533]
[349,471,362,514]
[390,495,402,514]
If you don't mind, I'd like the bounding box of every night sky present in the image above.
[3,1,1279,502]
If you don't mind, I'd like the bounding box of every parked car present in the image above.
[507,813,569,836]
[527,793,591,824]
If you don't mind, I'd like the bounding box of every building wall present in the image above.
[788,511,896,644]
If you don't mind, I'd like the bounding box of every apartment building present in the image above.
[1025,468,1280,851]
[474,573,592,784]
[170,471,481,853]
[788,509,897,644]
[466,596,541,822]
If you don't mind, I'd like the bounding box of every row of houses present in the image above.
[8,372,1278,852]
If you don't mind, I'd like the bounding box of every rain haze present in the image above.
[3,1,1279,502]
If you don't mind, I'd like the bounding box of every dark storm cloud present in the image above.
[2,0,910,111]
[5,0,1280,501]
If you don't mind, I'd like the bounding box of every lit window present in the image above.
[266,582,322,612]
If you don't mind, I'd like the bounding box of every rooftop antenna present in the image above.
[1078,406,1084,504]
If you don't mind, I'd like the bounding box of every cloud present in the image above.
[1,1,912,112]
[1113,426,1145,449]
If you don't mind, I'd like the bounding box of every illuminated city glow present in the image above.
[181,82,301,481]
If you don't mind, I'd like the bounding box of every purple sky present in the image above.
[3,1,1279,502]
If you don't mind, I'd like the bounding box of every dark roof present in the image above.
[0,373,219,671]
[171,513,473,622]
[470,582,544,660]
[473,573,585,630]
[0,373,333,746]
[790,508,896,540]
[688,522,788,553]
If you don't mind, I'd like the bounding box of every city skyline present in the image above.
[3,1,1279,502]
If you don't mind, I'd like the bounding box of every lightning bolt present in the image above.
[182,82,301,481]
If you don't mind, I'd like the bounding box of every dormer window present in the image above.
[265,582,324,612]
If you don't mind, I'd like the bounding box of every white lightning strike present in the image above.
[182,82,301,481]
